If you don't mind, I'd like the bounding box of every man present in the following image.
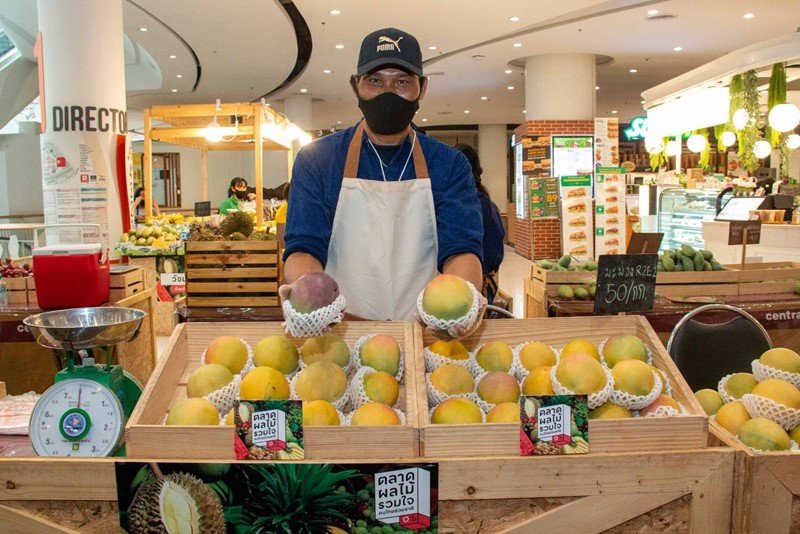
[282,27,484,326]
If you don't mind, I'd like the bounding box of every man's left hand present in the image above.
[422,293,487,341]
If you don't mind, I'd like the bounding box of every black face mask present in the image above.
[234,190,248,200]
[357,91,420,135]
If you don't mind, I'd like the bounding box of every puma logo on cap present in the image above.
[377,35,403,52]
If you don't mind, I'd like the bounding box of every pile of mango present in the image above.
[658,244,723,272]
[557,283,596,300]
[120,224,181,248]
[536,255,598,272]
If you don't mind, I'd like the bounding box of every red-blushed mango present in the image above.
[302,400,340,426]
[166,398,219,426]
[589,402,632,419]
[295,361,347,403]
[752,378,800,409]
[253,335,299,374]
[611,359,655,396]
[738,417,791,451]
[759,347,800,373]
[477,371,521,405]
[240,367,290,400]
[555,353,606,394]
[363,371,400,406]
[429,364,474,395]
[350,402,401,426]
[602,334,648,368]
[475,341,513,372]
[289,272,339,313]
[187,364,233,398]
[521,366,554,395]
[695,389,725,416]
[359,334,401,375]
[428,340,469,360]
[518,341,556,371]
[205,336,248,374]
[421,274,474,320]
[639,394,680,417]
[431,398,483,424]
[715,401,751,435]
[561,339,600,362]
[301,333,350,368]
[486,402,520,423]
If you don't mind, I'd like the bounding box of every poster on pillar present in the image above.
[37,0,129,246]
[593,118,620,170]
[594,167,627,257]
[560,175,594,261]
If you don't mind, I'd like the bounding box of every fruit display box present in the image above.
[125,321,419,459]
[109,267,145,302]
[4,276,32,305]
[185,240,279,308]
[414,316,708,457]
[710,420,800,533]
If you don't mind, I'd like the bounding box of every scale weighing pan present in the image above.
[23,307,146,351]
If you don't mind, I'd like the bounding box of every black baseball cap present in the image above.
[357,28,423,77]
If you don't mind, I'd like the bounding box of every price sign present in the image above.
[593,254,658,315]
[728,220,762,245]
[194,201,211,217]
[160,273,185,286]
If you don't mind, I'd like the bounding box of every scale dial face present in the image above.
[29,378,124,457]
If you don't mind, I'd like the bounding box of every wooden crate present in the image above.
[415,316,708,457]
[126,321,419,459]
[109,267,145,301]
[185,240,279,308]
[4,277,30,305]
[154,296,183,336]
[710,420,800,534]
[735,261,800,282]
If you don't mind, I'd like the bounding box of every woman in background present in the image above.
[219,177,250,215]
[132,186,160,221]
[455,144,505,304]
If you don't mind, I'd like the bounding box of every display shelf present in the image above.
[415,317,708,457]
[126,321,419,459]
[658,188,720,252]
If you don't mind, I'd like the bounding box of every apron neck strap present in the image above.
[344,121,429,179]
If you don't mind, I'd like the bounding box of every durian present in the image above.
[219,211,254,238]
[249,230,275,241]
[228,232,247,241]
[128,472,225,533]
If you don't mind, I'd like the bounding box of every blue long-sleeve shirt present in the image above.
[283,123,483,272]
[478,189,505,273]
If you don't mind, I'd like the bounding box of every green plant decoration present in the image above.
[713,124,727,152]
[737,70,761,174]
[766,62,787,147]
[649,136,669,171]
[692,129,711,170]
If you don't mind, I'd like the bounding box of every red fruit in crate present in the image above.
[551,434,573,446]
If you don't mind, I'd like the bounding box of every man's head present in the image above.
[352,28,427,135]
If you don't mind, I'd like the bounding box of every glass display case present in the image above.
[657,187,721,251]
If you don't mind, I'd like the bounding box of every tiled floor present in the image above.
[155,246,534,356]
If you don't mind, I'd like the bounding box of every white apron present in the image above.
[325,122,439,321]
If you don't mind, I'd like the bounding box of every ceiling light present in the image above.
[753,140,771,158]
[330,9,341,15]
[504,69,513,74]
[204,119,222,142]
[422,118,428,122]
[595,86,600,90]
[513,42,522,48]
[721,131,737,147]
[629,68,638,73]
[743,13,755,19]
[300,88,308,93]
[507,86,514,90]
[645,136,664,154]
[673,46,683,52]
[647,9,659,15]
[509,16,520,22]
[786,134,800,150]
[176,74,183,78]
[427,46,437,50]
[733,108,752,130]
[335,44,344,49]
[687,134,707,153]
[768,103,800,132]
[169,55,176,59]
[171,89,178,93]
[139,27,148,32]
[464,110,470,114]
[323,69,332,74]
[481,96,488,100]
[611,110,618,114]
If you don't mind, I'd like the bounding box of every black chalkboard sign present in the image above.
[593,254,658,315]
[194,201,211,217]
[727,220,761,245]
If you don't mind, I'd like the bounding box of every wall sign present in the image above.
[593,253,658,315]
[560,175,594,261]
[594,167,627,257]
[529,177,559,218]
[623,116,649,140]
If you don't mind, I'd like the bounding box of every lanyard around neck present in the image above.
[366,131,417,182]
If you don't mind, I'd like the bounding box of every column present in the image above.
[477,124,509,210]
[524,54,596,120]
[37,0,128,244]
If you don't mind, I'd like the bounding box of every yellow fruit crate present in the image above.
[126,321,419,459]
[414,316,708,457]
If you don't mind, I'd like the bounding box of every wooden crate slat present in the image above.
[185,296,279,307]
[0,503,79,533]
[186,240,277,252]
[185,253,277,266]
[0,459,117,501]
[187,282,277,292]
[186,267,277,279]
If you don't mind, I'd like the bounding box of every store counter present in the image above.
[702,220,800,263]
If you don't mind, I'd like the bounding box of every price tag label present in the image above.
[593,254,658,315]
[160,273,185,286]
[728,220,762,245]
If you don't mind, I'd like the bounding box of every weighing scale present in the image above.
[24,307,146,457]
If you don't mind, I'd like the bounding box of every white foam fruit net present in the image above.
[752,359,800,389]
[347,366,403,410]
[610,371,663,411]
[282,294,347,338]
[717,374,739,404]
[639,403,686,418]
[512,342,560,381]
[550,365,614,409]
[597,338,654,369]
[422,347,473,373]
[351,334,404,381]
[742,393,800,431]
[416,282,482,338]
[201,338,254,416]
